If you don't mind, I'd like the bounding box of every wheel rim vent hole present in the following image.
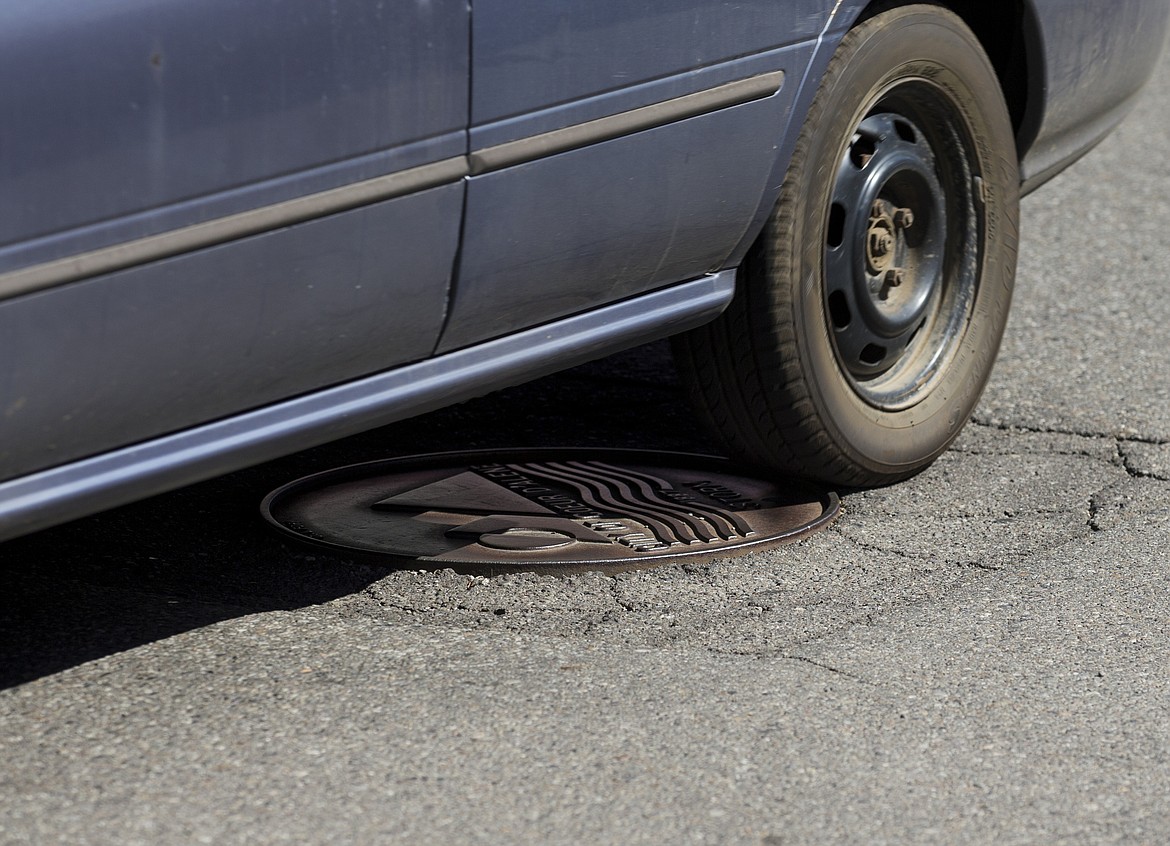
[827,203,846,248]
[893,119,917,143]
[860,343,886,366]
[849,133,876,169]
[828,290,852,329]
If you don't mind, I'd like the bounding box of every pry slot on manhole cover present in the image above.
[261,449,840,575]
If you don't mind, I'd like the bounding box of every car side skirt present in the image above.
[0,271,735,542]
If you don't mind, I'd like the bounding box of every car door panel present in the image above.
[0,186,463,483]
[0,0,467,251]
[0,0,469,482]
[437,81,802,353]
[439,1,822,351]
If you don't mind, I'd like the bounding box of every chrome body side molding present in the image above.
[0,158,470,302]
[0,71,786,302]
[468,71,786,175]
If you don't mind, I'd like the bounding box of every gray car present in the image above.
[1,0,1166,541]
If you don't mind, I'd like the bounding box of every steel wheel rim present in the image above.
[822,79,982,412]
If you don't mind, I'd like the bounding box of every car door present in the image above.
[434,0,828,353]
[0,0,468,481]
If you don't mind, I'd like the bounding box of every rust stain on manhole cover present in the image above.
[261,449,839,574]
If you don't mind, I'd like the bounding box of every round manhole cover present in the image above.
[262,449,840,574]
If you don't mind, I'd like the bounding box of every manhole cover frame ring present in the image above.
[261,448,841,574]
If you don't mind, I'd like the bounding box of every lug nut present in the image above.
[885,268,905,287]
[870,231,894,257]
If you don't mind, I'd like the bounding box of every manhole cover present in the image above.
[262,449,839,574]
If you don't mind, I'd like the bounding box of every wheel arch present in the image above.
[726,0,1045,268]
[846,1,1046,164]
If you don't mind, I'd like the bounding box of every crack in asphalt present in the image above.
[781,654,873,684]
[824,526,949,564]
[829,517,1085,566]
[970,415,1170,447]
[1118,443,1170,481]
[704,647,874,684]
[962,417,1170,532]
[1087,491,1109,533]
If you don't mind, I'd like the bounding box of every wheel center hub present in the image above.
[858,190,930,334]
[866,208,897,275]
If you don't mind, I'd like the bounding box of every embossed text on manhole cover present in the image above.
[261,450,839,574]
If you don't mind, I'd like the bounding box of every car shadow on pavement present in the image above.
[0,341,724,689]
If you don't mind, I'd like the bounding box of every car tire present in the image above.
[674,4,1020,486]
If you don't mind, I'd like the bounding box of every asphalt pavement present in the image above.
[4,51,1170,846]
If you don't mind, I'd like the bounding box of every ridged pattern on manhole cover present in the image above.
[262,450,839,574]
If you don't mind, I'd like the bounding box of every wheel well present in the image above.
[855,0,1043,156]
